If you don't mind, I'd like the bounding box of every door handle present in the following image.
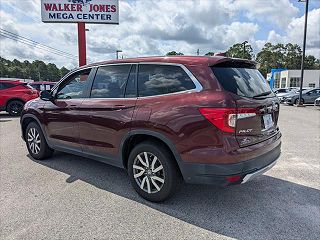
[69,104,77,109]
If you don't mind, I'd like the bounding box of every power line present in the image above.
[0,32,78,61]
[0,28,77,58]
[0,33,77,60]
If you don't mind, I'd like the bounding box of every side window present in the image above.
[138,64,196,97]
[125,65,137,98]
[90,65,131,98]
[31,84,41,91]
[56,69,91,99]
[0,83,14,90]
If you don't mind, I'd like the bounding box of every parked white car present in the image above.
[273,88,298,103]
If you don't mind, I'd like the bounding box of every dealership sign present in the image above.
[41,0,119,24]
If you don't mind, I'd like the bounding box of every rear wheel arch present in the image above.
[121,131,183,175]
[5,98,25,110]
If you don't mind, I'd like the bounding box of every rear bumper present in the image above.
[179,139,281,185]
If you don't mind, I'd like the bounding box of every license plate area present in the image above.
[263,114,274,130]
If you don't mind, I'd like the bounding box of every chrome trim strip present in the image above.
[52,62,203,98]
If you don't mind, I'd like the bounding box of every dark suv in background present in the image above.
[20,56,281,202]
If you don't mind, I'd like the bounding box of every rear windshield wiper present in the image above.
[252,91,272,99]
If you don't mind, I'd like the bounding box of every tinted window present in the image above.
[30,84,41,91]
[56,69,91,99]
[307,89,320,95]
[0,82,14,90]
[138,64,196,97]
[276,89,287,93]
[125,65,137,98]
[91,65,131,98]
[212,67,274,98]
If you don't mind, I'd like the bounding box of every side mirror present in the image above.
[40,90,54,101]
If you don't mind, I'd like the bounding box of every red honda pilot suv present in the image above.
[20,56,281,202]
[0,80,38,116]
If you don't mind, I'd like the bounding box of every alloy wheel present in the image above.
[27,127,41,155]
[10,102,23,115]
[133,152,165,194]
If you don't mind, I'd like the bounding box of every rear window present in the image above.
[211,67,273,98]
[138,64,196,97]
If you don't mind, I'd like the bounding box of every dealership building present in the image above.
[267,69,320,89]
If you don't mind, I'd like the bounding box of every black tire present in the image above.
[7,100,24,116]
[295,98,304,105]
[25,122,53,160]
[128,141,181,202]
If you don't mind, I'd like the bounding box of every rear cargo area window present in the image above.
[138,64,196,97]
[211,67,273,98]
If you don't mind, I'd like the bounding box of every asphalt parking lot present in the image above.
[0,105,319,240]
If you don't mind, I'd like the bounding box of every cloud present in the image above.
[0,0,318,69]
[261,8,320,58]
[228,0,299,28]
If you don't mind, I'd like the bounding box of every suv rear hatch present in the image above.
[211,60,280,147]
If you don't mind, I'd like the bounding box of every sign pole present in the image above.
[77,22,86,67]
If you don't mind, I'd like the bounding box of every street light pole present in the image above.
[298,0,309,106]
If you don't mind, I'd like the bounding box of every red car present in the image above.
[20,56,281,201]
[0,80,38,116]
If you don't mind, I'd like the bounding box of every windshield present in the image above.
[211,67,274,98]
[293,89,307,93]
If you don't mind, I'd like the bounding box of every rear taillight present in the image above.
[199,108,257,133]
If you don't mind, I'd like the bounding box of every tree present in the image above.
[166,51,184,56]
[60,67,69,78]
[284,43,302,69]
[0,57,69,81]
[205,52,215,56]
[256,43,284,77]
[226,43,253,60]
[47,63,61,81]
[304,55,320,69]
[255,42,319,77]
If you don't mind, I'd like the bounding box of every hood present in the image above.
[276,92,291,97]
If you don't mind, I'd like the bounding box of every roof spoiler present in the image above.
[209,58,257,69]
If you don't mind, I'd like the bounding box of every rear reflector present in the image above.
[225,175,242,183]
[199,108,257,133]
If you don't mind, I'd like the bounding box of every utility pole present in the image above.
[298,0,309,106]
[116,50,122,59]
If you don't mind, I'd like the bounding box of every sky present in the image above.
[0,0,319,69]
